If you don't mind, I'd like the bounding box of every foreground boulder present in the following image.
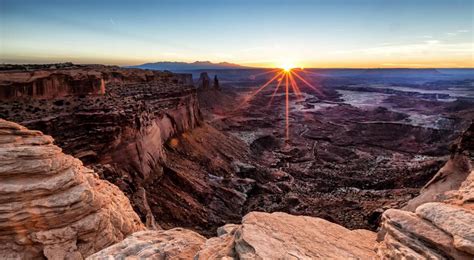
[0,119,145,259]
[92,211,377,259]
[88,229,206,259]
[377,123,474,259]
[377,175,474,259]
[200,211,377,259]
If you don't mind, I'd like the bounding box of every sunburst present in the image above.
[240,65,323,141]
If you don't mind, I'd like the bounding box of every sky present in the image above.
[1,0,473,68]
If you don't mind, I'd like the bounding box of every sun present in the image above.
[280,63,295,72]
[242,62,323,141]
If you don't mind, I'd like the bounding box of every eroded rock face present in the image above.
[0,63,193,100]
[377,123,474,259]
[91,211,377,259]
[0,119,145,259]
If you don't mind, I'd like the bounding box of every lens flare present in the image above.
[238,67,324,141]
[281,63,294,72]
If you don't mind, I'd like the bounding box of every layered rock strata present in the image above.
[0,66,202,212]
[0,63,192,100]
[0,119,145,259]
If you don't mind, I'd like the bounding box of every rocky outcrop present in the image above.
[200,211,377,259]
[197,72,211,90]
[213,75,220,90]
[0,71,105,100]
[0,119,144,259]
[404,123,473,211]
[91,211,377,259]
[377,122,474,259]
[197,72,221,91]
[377,185,474,259]
[88,229,206,259]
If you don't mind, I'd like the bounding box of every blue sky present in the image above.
[1,0,472,67]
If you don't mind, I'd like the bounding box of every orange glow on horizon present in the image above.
[244,58,474,69]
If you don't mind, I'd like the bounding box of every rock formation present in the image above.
[88,229,206,259]
[404,123,473,211]
[0,63,193,101]
[0,71,105,100]
[0,119,144,259]
[377,122,474,259]
[197,72,211,90]
[213,75,220,90]
[90,211,377,259]
[196,72,220,91]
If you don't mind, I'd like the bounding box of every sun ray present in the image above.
[292,68,325,77]
[236,71,284,110]
[233,65,324,141]
[285,72,290,140]
[246,70,284,100]
[288,72,302,99]
[267,73,285,107]
[250,68,281,78]
[291,70,324,96]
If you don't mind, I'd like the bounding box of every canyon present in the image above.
[0,64,473,259]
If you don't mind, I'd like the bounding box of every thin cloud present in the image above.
[332,40,472,58]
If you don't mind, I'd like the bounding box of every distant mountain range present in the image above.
[128,61,254,71]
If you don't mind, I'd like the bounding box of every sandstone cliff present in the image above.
[0,64,192,100]
[0,119,144,259]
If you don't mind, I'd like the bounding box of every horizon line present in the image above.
[2,62,473,70]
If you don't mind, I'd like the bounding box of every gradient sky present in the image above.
[1,0,473,68]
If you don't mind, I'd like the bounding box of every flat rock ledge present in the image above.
[376,172,474,260]
[90,211,377,259]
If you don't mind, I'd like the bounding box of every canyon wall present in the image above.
[0,119,144,259]
[0,64,253,235]
[0,64,192,100]
[0,65,200,173]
